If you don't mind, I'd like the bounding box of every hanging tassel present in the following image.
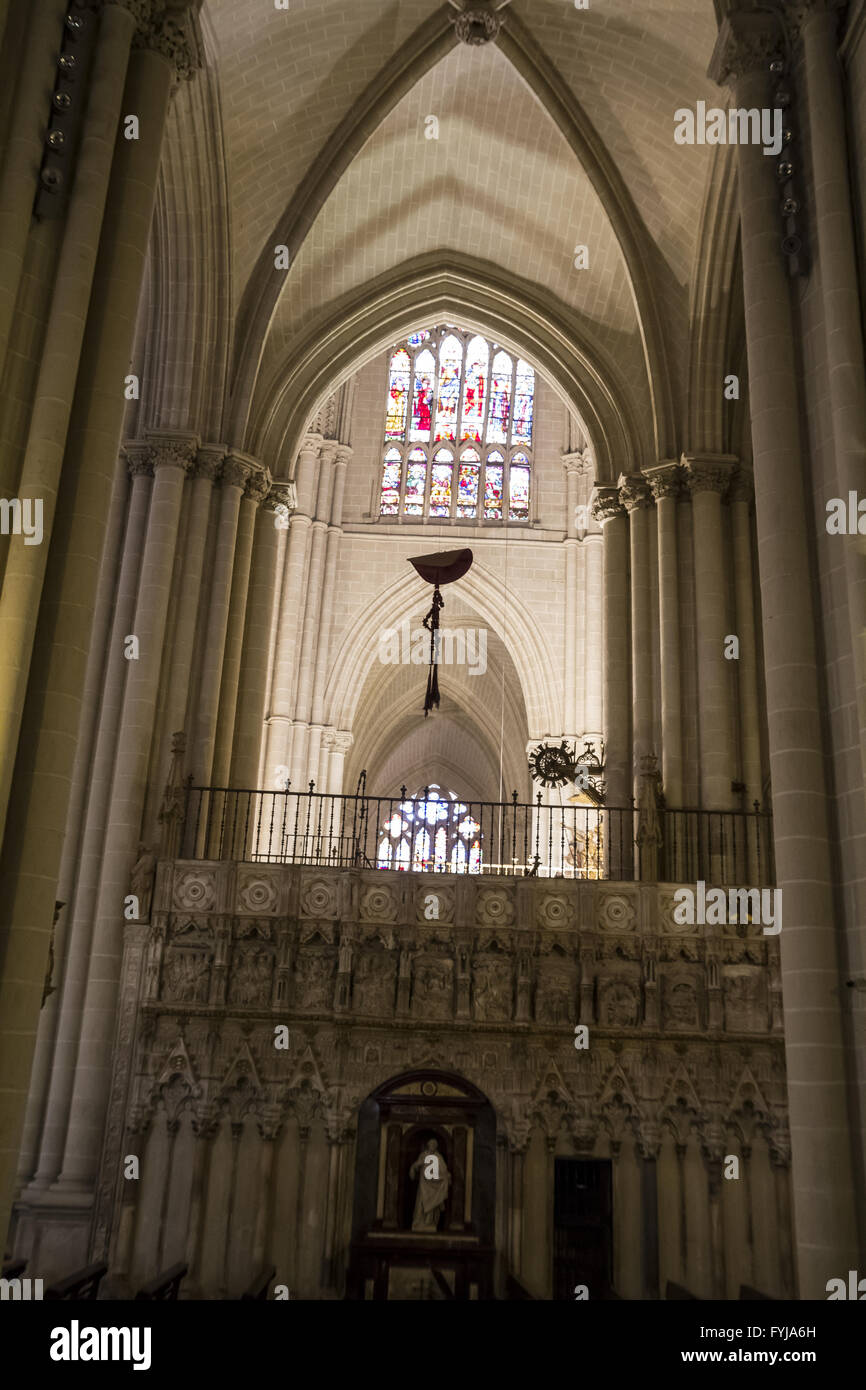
[422,584,444,717]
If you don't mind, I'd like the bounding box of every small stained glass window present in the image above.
[457,448,480,519]
[485,452,504,519]
[430,448,453,517]
[385,350,411,440]
[510,453,530,520]
[405,447,427,515]
[380,447,402,515]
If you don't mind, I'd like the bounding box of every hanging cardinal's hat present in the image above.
[408,548,473,585]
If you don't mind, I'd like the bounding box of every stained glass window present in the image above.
[485,452,504,519]
[376,786,483,873]
[380,447,402,515]
[405,447,427,515]
[510,453,530,520]
[385,349,410,440]
[378,327,534,523]
[410,349,436,442]
[461,336,488,443]
[457,448,480,519]
[430,448,453,517]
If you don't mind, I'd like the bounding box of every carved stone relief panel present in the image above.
[411,957,453,1019]
[534,963,575,1024]
[294,948,336,1010]
[472,957,513,1022]
[236,868,280,915]
[353,949,397,1016]
[722,967,767,1033]
[661,971,701,1030]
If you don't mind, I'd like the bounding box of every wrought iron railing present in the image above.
[176,784,775,884]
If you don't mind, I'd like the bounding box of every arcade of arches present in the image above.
[0,0,864,1301]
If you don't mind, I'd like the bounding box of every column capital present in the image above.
[122,440,154,480]
[561,450,594,477]
[644,460,683,502]
[617,474,653,512]
[590,486,626,525]
[300,432,324,457]
[244,468,272,505]
[263,480,298,515]
[708,10,785,87]
[330,731,354,756]
[682,454,737,497]
[729,468,754,505]
[194,443,227,482]
[145,430,200,474]
[334,444,353,469]
[788,0,848,38]
[109,0,201,82]
[222,450,256,491]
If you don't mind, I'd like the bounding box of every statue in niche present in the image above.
[409,1138,450,1233]
[130,843,157,920]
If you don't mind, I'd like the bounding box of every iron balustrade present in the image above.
[177,785,775,884]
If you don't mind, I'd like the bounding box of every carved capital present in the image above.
[146,430,199,474]
[590,486,625,525]
[222,451,255,491]
[728,468,754,505]
[645,461,683,502]
[617,474,653,512]
[334,444,353,469]
[330,731,354,757]
[454,7,501,45]
[121,0,200,81]
[300,432,324,458]
[123,441,154,480]
[682,454,736,497]
[561,450,594,478]
[263,481,298,515]
[244,468,271,505]
[194,444,227,482]
[708,10,785,87]
[788,0,848,41]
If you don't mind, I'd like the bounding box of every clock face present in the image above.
[529,741,576,788]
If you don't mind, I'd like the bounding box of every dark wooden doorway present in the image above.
[553,1158,614,1299]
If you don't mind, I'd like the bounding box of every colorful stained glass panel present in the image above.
[434,334,462,442]
[511,359,534,446]
[460,335,488,443]
[509,458,530,520]
[457,449,480,518]
[404,448,427,515]
[410,349,435,441]
[484,460,504,519]
[385,349,410,440]
[430,449,453,517]
[380,447,402,514]
[487,351,513,444]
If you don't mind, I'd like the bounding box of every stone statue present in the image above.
[409,1138,450,1233]
[130,843,157,920]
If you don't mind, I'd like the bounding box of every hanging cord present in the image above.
[497,513,510,804]
[422,583,444,716]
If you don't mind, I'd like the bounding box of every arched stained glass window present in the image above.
[378,326,534,523]
[375,785,483,873]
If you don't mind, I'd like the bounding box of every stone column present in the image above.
[0,0,137,842]
[190,451,253,788]
[263,435,322,777]
[55,437,194,1193]
[619,475,655,800]
[769,1137,795,1299]
[212,466,269,789]
[683,456,737,813]
[583,522,604,741]
[799,0,866,797]
[25,449,153,1195]
[184,1112,219,1299]
[252,1112,282,1272]
[562,454,583,736]
[231,483,296,791]
[327,731,354,797]
[309,448,350,754]
[591,488,630,825]
[701,1132,727,1298]
[730,471,764,877]
[0,8,189,1234]
[291,445,336,788]
[709,14,858,1289]
[637,1129,661,1299]
[646,463,684,809]
[143,446,222,834]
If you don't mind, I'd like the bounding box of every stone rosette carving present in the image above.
[658,888,697,934]
[360,884,398,923]
[300,877,338,919]
[536,892,574,929]
[237,870,279,915]
[475,887,515,926]
[172,868,216,912]
[415,884,454,924]
[596,891,636,933]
